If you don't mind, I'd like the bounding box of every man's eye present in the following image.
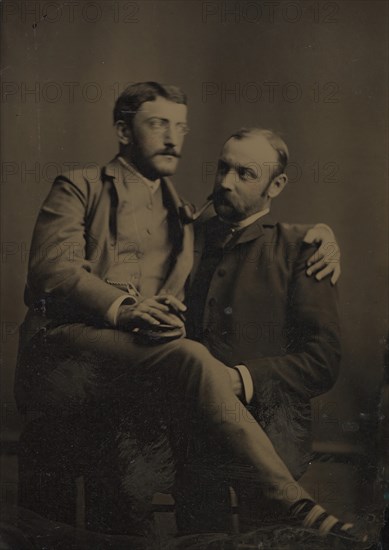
[176,123,190,135]
[237,167,258,181]
[149,119,163,128]
[238,168,249,180]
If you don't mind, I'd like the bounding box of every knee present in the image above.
[172,339,216,367]
[168,339,227,385]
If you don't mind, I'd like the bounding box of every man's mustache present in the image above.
[154,149,181,158]
[211,189,232,203]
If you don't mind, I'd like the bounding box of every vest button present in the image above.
[147,203,153,210]
[217,268,226,277]
[208,297,216,307]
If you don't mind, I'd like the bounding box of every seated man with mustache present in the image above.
[176,127,363,543]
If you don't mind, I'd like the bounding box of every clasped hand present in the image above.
[117,294,186,334]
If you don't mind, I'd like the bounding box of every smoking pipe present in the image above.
[179,196,214,224]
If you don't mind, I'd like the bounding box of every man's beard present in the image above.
[129,144,180,180]
[213,192,245,222]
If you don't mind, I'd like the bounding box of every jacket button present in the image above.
[217,268,226,277]
[208,297,216,307]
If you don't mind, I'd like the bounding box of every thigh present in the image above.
[43,323,220,376]
[16,324,223,417]
[50,327,229,415]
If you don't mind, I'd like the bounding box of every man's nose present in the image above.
[219,170,235,190]
[163,124,179,147]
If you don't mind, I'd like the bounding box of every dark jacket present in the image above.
[188,214,341,476]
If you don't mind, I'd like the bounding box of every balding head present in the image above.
[225,127,289,178]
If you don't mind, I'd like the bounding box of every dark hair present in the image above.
[228,127,289,177]
[113,81,187,127]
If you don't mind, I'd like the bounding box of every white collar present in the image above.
[117,156,160,194]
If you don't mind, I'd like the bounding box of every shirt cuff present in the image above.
[106,295,135,326]
[234,364,254,404]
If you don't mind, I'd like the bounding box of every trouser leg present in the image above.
[174,391,312,534]
[174,434,233,534]
[17,326,311,520]
[148,339,311,509]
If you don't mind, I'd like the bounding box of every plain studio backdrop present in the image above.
[1,0,387,474]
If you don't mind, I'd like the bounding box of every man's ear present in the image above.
[268,173,288,199]
[115,120,132,145]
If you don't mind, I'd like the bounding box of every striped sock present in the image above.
[289,499,366,541]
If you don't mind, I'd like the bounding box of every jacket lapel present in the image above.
[191,216,227,283]
[160,177,194,297]
[101,157,126,244]
[226,213,276,249]
[190,219,208,285]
